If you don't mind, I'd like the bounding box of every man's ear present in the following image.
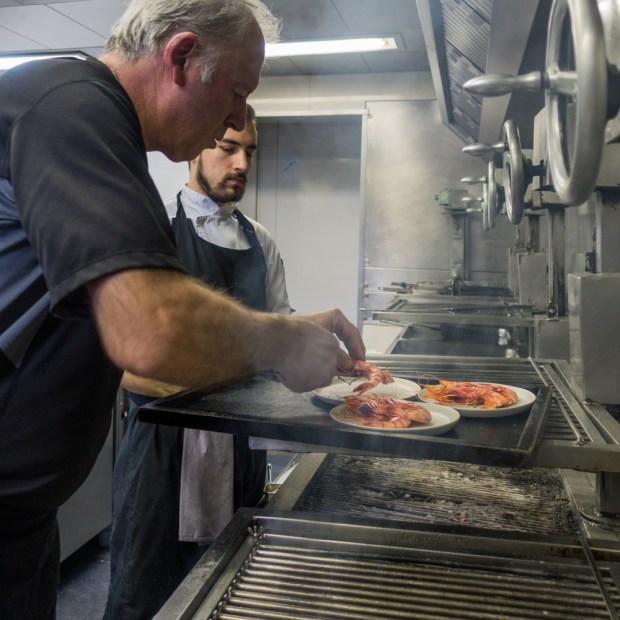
[163,32,199,86]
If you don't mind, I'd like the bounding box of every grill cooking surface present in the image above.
[298,455,581,536]
[177,511,620,620]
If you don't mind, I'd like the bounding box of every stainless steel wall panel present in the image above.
[256,117,363,326]
[517,252,548,311]
[569,273,620,404]
[364,100,513,300]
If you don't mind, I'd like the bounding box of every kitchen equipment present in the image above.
[373,296,532,357]
[269,453,581,536]
[155,508,620,619]
[463,119,546,225]
[141,353,620,475]
[141,368,551,468]
[464,0,620,206]
[461,159,502,230]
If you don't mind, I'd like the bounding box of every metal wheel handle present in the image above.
[545,0,607,205]
[461,165,495,231]
[464,0,608,206]
[486,160,498,229]
[481,182,489,231]
[502,120,524,225]
[462,142,505,157]
[461,195,487,229]
[461,175,488,230]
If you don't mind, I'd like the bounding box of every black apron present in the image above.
[172,194,267,311]
[172,193,269,511]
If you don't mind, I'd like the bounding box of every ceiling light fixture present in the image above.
[0,52,89,71]
[265,37,398,58]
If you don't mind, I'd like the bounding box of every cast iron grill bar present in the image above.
[537,364,591,442]
[298,456,580,535]
[205,539,617,619]
[366,356,544,385]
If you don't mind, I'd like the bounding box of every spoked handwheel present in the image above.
[461,146,504,229]
[486,160,498,229]
[461,174,489,230]
[545,0,607,205]
[502,120,525,225]
[463,0,609,206]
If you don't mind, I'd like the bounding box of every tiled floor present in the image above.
[57,535,111,620]
[56,451,294,619]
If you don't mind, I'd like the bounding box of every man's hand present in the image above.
[269,309,365,392]
[298,308,366,374]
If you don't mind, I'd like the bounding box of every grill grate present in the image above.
[204,533,620,619]
[298,455,581,536]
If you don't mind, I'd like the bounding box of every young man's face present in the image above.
[189,121,258,204]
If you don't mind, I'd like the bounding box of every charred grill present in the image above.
[297,455,580,535]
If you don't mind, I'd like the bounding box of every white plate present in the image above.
[418,383,536,418]
[329,402,460,435]
[313,377,421,405]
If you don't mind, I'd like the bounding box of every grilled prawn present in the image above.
[342,394,431,428]
[350,360,394,395]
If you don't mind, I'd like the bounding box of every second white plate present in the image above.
[418,383,536,418]
[313,377,421,405]
[329,402,460,435]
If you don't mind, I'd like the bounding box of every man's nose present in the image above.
[226,102,247,132]
[233,152,251,172]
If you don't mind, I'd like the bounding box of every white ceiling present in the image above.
[0,0,430,76]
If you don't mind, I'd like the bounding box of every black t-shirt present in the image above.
[0,58,184,512]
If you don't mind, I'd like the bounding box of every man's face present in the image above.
[157,24,264,162]
[189,122,258,205]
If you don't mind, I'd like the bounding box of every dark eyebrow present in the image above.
[219,138,257,151]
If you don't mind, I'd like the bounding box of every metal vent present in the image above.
[441,0,491,72]
[439,0,493,142]
[465,0,494,22]
[418,0,493,143]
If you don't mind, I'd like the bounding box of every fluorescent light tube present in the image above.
[265,37,397,58]
[0,53,87,71]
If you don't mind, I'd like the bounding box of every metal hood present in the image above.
[417,0,550,147]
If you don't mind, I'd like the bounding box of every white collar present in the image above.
[181,185,237,220]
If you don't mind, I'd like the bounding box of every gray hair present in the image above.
[104,0,281,82]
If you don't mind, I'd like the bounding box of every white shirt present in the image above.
[165,186,291,315]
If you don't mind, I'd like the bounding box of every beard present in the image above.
[196,160,246,205]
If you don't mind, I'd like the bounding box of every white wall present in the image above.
[147,151,187,205]
[255,118,363,326]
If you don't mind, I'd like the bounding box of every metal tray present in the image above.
[155,508,620,620]
[139,373,552,467]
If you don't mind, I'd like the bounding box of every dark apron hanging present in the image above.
[172,194,269,531]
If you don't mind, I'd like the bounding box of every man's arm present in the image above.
[87,268,363,393]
